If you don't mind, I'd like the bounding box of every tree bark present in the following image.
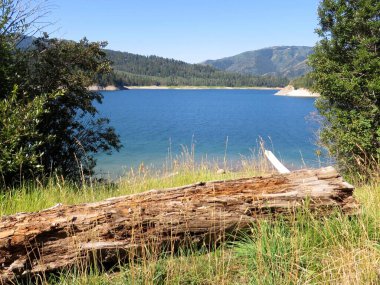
[0,167,358,284]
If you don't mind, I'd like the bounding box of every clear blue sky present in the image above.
[46,0,321,63]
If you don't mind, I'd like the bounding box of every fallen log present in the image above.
[0,167,358,284]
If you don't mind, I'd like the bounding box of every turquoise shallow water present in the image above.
[94,89,328,176]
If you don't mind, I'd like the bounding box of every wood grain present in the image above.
[0,167,359,284]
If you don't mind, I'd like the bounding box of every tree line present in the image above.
[98,50,289,87]
[289,73,314,89]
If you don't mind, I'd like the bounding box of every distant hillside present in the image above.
[17,37,289,87]
[100,49,288,88]
[202,46,313,79]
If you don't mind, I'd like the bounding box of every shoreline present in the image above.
[88,85,282,91]
[128,85,281,90]
[87,85,122,91]
[275,85,320,98]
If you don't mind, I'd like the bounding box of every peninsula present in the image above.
[275,85,320,97]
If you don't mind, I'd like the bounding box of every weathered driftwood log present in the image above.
[0,167,358,284]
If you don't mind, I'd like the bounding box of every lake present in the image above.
[94,89,328,176]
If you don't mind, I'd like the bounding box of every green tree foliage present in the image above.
[16,37,122,180]
[0,86,57,184]
[309,0,380,177]
[0,0,18,95]
[98,50,289,88]
[0,1,121,185]
[0,37,12,94]
[289,73,314,89]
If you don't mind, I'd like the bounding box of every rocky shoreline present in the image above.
[87,85,128,91]
[275,85,320,97]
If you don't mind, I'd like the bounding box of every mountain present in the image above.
[17,36,289,87]
[100,49,288,87]
[202,46,313,79]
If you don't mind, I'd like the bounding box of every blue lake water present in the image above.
[94,89,327,176]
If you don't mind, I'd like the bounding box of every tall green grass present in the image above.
[1,154,379,284]
[47,183,379,285]
[0,158,269,216]
[0,143,272,216]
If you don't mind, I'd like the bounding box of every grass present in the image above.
[1,156,379,284]
[0,159,268,216]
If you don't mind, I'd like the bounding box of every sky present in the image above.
[45,0,321,63]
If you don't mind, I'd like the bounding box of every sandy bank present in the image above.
[275,85,320,97]
[87,85,125,91]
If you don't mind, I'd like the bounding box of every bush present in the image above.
[1,0,121,185]
[0,86,56,185]
[309,0,380,178]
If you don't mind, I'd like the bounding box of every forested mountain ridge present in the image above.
[100,49,288,87]
[18,37,290,87]
[202,46,313,79]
